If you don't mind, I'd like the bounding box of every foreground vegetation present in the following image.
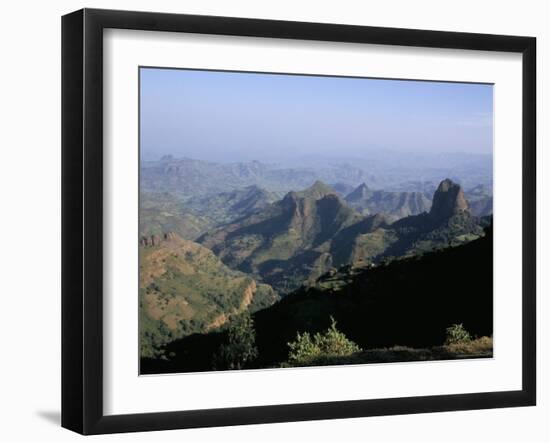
[284,323,492,368]
[141,307,492,374]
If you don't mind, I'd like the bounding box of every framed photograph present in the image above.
[62,8,536,435]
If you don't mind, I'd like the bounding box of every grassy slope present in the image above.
[139,233,278,357]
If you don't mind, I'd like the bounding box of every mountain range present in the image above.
[199,178,487,294]
[139,156,492,239]
[140,156,373,197]
[344,183,432,218]
[140,155,493,199]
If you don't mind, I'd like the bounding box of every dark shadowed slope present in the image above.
[253,225,493,366]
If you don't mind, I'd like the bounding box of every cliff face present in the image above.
[140,232,178,247]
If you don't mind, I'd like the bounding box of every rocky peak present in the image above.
[301,180,336,199]
[346,183,372,201]
[282,180,336,204]
[429,179,469,222]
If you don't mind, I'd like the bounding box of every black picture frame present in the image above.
[62,8,536,435]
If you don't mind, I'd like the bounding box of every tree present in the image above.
[216,312,258,370]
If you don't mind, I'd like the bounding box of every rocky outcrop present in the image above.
[429,179,469,222]
[140,234,161,247]
[140,232,178,247]
[345,183,373,202]
[292,180,337,200]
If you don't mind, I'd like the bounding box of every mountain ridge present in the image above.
[199,178,485,294]
[345,182,432,219]
[140,155,493,198]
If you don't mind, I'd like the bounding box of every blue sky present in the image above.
[140,67,493,162]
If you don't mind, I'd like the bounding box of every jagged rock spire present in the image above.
[429,179,469,222]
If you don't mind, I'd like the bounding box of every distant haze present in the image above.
[140,68,493,163]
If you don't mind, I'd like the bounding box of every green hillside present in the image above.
[139,232,278,358]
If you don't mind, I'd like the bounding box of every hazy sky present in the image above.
[140,67,493,162]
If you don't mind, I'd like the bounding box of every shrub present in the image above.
[445,323,472,345]
[287,317,361,366]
